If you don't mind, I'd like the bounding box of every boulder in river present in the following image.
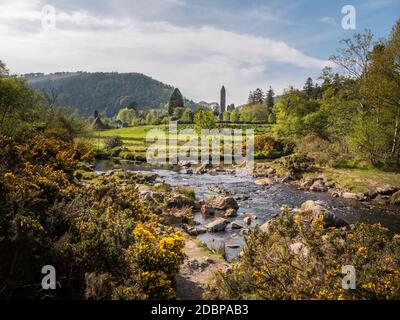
[205,218,229,232]
[208,185,230,195]
[309,179,328,192]
[231,221,245,229]
[341,192,364,201]
[375,186,399,196]
[254,177,273,186]
[186,226,207,236]
[201,195,239,218]
[195,162,212,174]
[178,160,192,168]
[243,216,252,225]
[224,208,238,218]
[300,200,349,228]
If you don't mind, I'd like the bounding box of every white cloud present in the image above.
[0,0,330,105]
[319,16,337,27]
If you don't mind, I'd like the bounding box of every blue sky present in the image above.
[0,0,399,105]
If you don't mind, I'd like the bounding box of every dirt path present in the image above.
[176,234,228,300]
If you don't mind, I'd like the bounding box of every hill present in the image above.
[27,72,191,117]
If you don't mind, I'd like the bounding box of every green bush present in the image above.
[104,136,123,150]
[208,209,400,300]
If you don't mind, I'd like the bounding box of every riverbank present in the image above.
[254,156,400,206]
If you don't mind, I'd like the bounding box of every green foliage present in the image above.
[104,136,123,150]
[168,88,184,116]
[117,107,137,125]
[230,109,241,123]
[239,103,268,123]
[180,108,194,123]
[194,109,217,132]
[222,111,231,122]
[0,134,185,299]
[208,209,400,300]
[29,72,175,117]
[295,133,342,166]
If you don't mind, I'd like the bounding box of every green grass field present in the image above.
[92,123,273,155]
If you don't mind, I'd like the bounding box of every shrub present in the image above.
[254,135,283,154]
[0,134,185,299]
[104,136,123,150]
[208,209,400,300]
[295,133,342,166]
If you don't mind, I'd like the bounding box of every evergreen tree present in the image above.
[168,88,184,116]
[266,86,275,113]
[303,77,314,97]
[248,91,254,104]
[253,88,264,104]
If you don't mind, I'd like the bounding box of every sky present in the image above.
[0,0,399,105]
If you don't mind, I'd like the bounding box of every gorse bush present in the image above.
[208,209,400,300]
[0,133,185,299]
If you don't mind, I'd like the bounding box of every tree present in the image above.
[303,77,314,97]
[180,108,194,123]
[172,107,185,120]
[117,107,136,125]
[0,76,37,136]
[266,86,274,113]
[273,87,327,139]
[194,109,216,132]
[253,88,264,104]
[168,88,184,116]
[230,109,241,123]
[240,104,268,123]
[329,29,374,79]
[247,91,254,104]
[222,111,231,122]
[0,60,8,77]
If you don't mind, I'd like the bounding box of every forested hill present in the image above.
[27,72,177,116]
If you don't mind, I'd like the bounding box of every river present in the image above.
[95,159,400,261]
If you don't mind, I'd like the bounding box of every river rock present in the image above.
[201,196,239,218]
[376,186,399,196]
[208,185,230,195]
[180,168,193,174]
[341,192,364,201]
[300,200,349,228]
[195,162,212,174]
[231,221,245,229]
[254,178,273,186]
[136,184,152,196]
[243,216,252,225]
[224,208,238,218]
[309,179,328,192]
[178,160,192,168]
[235,194,250,201]
[186,226,207,236]
[390,191,400,205]
[260,220,273,233]
[205,218,229,232]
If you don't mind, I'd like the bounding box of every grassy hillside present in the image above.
[28,72,176,117]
